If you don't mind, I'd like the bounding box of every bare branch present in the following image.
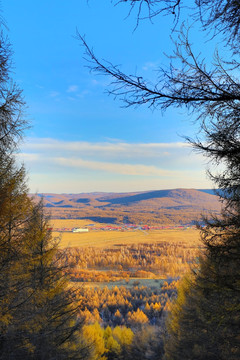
[113,1,240,47]
[113,0,182,23]
[78,29,240,117]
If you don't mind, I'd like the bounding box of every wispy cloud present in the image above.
[49,91,60,98]
[90,78,108,87]
[19,137,211,192]
[21,138,204,169]
[142,61,160,71]
[23,138,187,155]
[67,85,79,93]
[20,153,40,162]
[76,90,90,99]
[32,139,203,170]
[54,157,179,176]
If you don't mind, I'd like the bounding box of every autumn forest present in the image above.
[1,0,240,359]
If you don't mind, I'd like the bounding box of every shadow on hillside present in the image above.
[98,190,173,205]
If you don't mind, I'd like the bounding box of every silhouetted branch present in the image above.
[114,0,240,47]
[78,29,240,116]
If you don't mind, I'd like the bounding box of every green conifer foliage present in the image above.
[13,201,86,359]
[0,16,88,360]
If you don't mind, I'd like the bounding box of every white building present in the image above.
[72,228,89,233]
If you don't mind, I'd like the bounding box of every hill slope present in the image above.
[31,189,221,225]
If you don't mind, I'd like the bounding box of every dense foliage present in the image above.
[77,281,176,327]
[0,21,88,360]
[62,241,200,280]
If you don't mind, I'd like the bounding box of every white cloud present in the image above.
[76,90,90,98]
[90,78,108,87]
[28,174,211,194]
[54,156,180,177]
[23,138,187,156]
[142,61,159,71]
[19,137,211,192]
[67,85,79,93]
[49,91,60,98]
[91,79,99,86]
[20,153,40,162]
[22,138,199,171]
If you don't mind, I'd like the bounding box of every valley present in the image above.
[29,189,219,356]
[34,188,221,225]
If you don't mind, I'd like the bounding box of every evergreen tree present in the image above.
[0,25,31,356]
[0,13,88,360]
[9,200,88,359]
[0,159,31,358]
[127,326,164,360]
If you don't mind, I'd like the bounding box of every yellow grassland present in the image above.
[80,278,165,289]
[50,220,201,249]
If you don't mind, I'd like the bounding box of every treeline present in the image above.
[47,205,210,225]
[76,282,177,328]
[75,283,176,360]
[61,242,200,280]
[0,172,88,359]
[81,322,164,360]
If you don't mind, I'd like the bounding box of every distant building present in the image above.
[72,228,89,233]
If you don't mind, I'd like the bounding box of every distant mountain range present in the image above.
[31,189,221,225]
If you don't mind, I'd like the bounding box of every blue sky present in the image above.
[3,1,215,193]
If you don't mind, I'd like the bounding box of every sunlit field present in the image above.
[81,278,165,289]
[50,219,201,249]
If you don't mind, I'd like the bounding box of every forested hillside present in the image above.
[33,188,221,225]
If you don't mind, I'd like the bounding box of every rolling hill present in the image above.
[31,189,221,225]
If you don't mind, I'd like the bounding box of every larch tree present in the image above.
[0,12,88,360]
[9,200,88,360]
[0,26,31,357]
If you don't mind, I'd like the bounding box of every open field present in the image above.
[76,278,165,289]
[52,217,202,330]
[51,218,201,249]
